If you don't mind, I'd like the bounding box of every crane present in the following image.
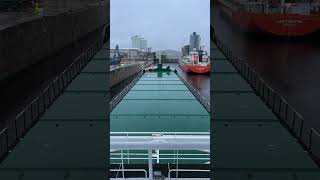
[111,44,122,65]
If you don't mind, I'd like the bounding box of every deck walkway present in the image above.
[211,40,320,179]
[0,44,109,179]
[110,71,210,165]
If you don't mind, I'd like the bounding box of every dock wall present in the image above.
[0,0,109,81]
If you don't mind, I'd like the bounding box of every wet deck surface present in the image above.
[164,63,210,102]
[0,47,108,179]
[211,41,320,179]
[111,71,210,164]
[212,2,320,133]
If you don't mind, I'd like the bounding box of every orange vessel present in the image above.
[217,0,320,36]
[179,50,210,74]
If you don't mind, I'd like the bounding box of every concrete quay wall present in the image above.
[0,0,109,81]
[110,60,154,87]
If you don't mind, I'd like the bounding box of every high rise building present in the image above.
[189,32,201,51]
[131,35,142,49]
[140,39,147,51]
[131,35,148,51]
[182,45,190,56]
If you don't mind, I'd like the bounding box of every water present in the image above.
[212,2,320,131]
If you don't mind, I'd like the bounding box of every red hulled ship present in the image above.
[217,0,320,36]
[179,49,210,74]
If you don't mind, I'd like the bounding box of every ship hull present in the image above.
[217,0,320,36]
[253,14,320,36]
[179,61,210,74]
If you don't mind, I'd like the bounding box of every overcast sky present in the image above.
[110,0,210,52]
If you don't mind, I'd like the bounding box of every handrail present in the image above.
[110,136,210,151]
[0,24,109,162]
[175,70,210,113]
[110,169,147,179]
[310,128,320,158]
[110,71,144,111]
[211,24,320,162]
[111,132,210,135]
[168,169,210,179]
[111,153,209,156]
[110,157,210,161]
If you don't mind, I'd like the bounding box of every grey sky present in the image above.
[110,0,210,52]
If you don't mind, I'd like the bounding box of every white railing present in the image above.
[111,132,209,136]
[110,132,210,179]
[110,135,209,150]
[110,150,210,163]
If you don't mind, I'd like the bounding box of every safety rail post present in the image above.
[309,128,320,159]
[110,169,148,179]
[299,117,304,139]
[148,149,153,180]
[309,129,313,151]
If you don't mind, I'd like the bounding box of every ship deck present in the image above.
[211,40,320,179]
[0,44,108,179]
[110,71,210,165]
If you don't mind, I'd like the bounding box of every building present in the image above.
[182,45,190,56]
[140,39,147,51]
[189,32,201,51]
[131,35,142,49]
[110,48,142,60]
[156,50,182,60]
[131,35,148,51]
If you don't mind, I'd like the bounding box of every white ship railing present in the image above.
[110,132,210,180]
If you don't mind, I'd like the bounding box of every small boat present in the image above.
[179,49,210,74]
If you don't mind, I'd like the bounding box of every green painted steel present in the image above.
[111,116,209,132]
[131,84,188,91]
[124,91,195,100]
[212,46,320,179]
[111,72,210,164]
[111,72,209,132]
[66,74,107,92]
[136,80,184,85]
[82,61,107,73]
[140,77,180,81]
[212,74,252,92]
[212,60,237,73]
[0,46,108,179]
